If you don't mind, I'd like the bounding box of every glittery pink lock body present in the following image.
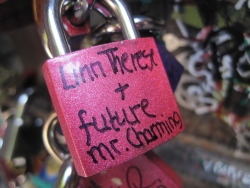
[79,152,183,188]
[43,37,185,177]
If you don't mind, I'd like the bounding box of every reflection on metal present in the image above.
[34,0,139,58]
[43,113,69,163]
[62,0,96,25]
[93,15,163,38]
[55,158,79,188]
[94,2,113,18]
[69,0,96,26]
[100,0,139,40]
[62,0,75,13]
[33,0,71,57]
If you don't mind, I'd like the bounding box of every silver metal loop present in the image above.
[62,0,96,25]
[101,0,139,40]
[94,2,113,18]
[62,0,75,14]
[34,0,139,58]
[34,0,71,57]
[43,113,70,163]
[69,0,96,26]
[93,15,164,38]
[55,158,79,188]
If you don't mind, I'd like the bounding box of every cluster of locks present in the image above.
[0,0,250,187]
[164,0,250,153]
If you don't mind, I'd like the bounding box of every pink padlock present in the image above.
[80,152,183,188]
[55,152,182,188]
[41,0,185,177]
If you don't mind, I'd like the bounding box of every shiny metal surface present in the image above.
[0,88,34,161]
[94,2,113,18]
[43,113,69,163]
[93,15,164,37]
[62,0,75,13]
[101,0,139,39]
[55,158,79,188]
[69,0,96,26]
[34,0,138,57]
[134,16,164,30]
[63,1,113,20]
[33,0,71,57]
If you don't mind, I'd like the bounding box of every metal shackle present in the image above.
[34,0,139,58]
[100,0,139,40]
[55,158,79,188]
[63,0,96,26]
[43,113,69,164]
